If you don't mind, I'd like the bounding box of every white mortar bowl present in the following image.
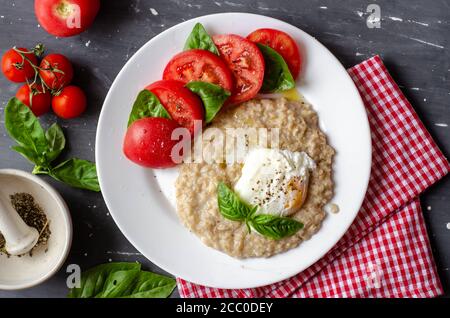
[0,169,72,290]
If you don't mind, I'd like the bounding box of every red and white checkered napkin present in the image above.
[177,55,450,298]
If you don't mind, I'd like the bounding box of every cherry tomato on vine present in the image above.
[39,53,74,90]
[52,85,86,119]
[16,83,52,117]
[1,47,38,83]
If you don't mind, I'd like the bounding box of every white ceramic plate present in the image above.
[96,13,371,289]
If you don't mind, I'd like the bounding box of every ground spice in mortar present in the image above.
[0,193,51,257]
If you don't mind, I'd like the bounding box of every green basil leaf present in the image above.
[4,98,48,165]
[45,123,66,163]
[257,43,295,93]
[217,182,252,221]
[186,81,230,123]
[68,262,175,298]
[96,269,141,298]
[250,214,303,240]
[11,145,42,165]
[120,271,176,298]
[127,90,171,127]
[184,22,219,55]
[68,262,141,298]
[50,158,100,192]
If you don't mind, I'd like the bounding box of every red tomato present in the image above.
[212,34,264,104]
[34,0,100,37]
[16,84,52,117]
[247,28,301,79]
[1,48,37,83]
[163,49,234,92]
[52,85,86,119]
[123,117,181,168]
[146,80,203,136]
[39,54,74,90]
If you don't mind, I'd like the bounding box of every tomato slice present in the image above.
[146,80,203,136]
[163,49,234,92]
[212,34,264,104]
[247,28,301,79]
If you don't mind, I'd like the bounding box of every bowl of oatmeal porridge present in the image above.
[96,13,371,288]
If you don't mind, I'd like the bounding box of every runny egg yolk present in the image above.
[234,148,315,217]
[285,175,309,211]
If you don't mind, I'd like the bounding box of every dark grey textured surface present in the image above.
[0,0,448,298]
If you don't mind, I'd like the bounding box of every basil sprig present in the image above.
[217,182,303,240]
[67,262,176,298]
[184,22,219,55]
[250,214,304,240]
[218,181,255,221]
[38,158,100,192]
[257,43,296,93]
[4,98,100,192]
[127,90,171,127]
[186,81,230,123]
[45,123,66,162]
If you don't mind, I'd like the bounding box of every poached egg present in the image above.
[234,148,315,217]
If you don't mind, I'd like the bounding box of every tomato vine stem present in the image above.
[12,44,67,99]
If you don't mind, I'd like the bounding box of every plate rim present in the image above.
[95,12,372,289]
